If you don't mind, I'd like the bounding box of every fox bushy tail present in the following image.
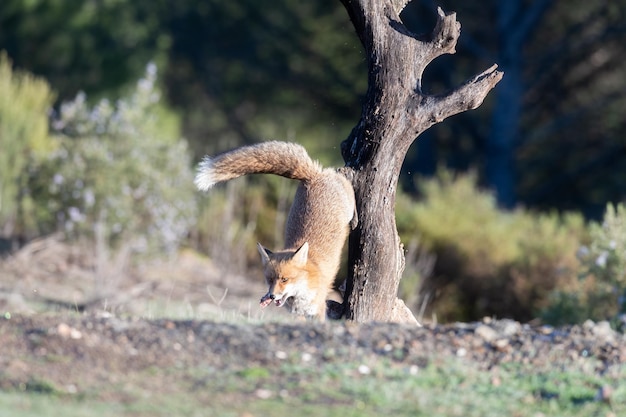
[194,141,323,191]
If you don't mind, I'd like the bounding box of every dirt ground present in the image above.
[1,236,625,409]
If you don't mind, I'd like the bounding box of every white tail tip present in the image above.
[194,156,217,191]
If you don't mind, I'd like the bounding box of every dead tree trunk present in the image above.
[339,1,503,323]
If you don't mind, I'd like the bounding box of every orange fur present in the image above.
[196,141,356,321]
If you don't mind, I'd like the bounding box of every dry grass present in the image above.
[0,234,290,322]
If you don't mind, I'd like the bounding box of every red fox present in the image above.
[195,141,357,321]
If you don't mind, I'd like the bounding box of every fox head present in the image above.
[257,242,310,309]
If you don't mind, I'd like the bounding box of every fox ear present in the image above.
[292,242,309,267]
[257,243,272,266]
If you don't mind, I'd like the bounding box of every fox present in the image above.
[194,141,357,321]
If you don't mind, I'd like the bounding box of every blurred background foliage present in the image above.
[1,0,626,324]
[29,64,197,255]
[0,52,55,237]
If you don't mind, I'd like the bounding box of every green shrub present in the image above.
[28,64,196,255]
[397,170,586,322]
[0,51,55,236]
[585,203,626,297]
[542,203,626,325]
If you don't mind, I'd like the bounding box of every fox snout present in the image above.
[260,291,281,308]
[260,289,291,309]
[261,292,276,300]
[260,292,272,308]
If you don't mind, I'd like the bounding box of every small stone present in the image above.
[255,389,272,399]
[594,385,612,403]
[497,319,521,337]
[57,323,71,338]
[475,325,498,342]
[592,321,615,342]
[538,325,554,335]
[57,323,82,340]
[494,339,509,351]
[583,319,595,330]
[358,364,371,375]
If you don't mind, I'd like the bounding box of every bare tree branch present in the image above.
[414,64,502,133]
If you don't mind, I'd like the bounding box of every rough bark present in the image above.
[339,1,503,323]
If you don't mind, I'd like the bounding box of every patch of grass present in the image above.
[2,357,623,417]
[0,392,117,417]
[0,377,62,396]
[190,356,624,417]
[20,378,60,395]
[237,366,272,380]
